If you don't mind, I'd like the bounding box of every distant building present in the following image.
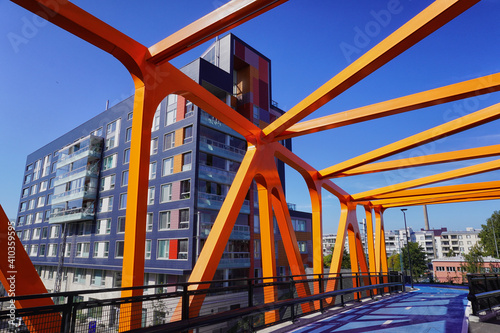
[435,228,481,258]
[432,256,500,284]
[413,227,447,260]
[322,220,368,256]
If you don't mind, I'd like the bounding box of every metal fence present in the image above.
[467,273,500,317]
[0,272,403,332]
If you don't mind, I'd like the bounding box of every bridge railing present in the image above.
[467,273,500,317]
[0,272,403,332]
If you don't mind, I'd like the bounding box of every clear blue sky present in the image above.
[1,0,499,233]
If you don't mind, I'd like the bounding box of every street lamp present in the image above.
[401,209,414,289]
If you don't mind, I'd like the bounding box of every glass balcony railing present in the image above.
[198,165,236,185]
[51,187,97,204]
[218,252,251,268]
[49,207,95,224]
[57,146,102,166]
[199,137,246,161]
[197,192,250,214]
[200,223,250,240]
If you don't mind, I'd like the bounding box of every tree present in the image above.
[323,248,351,269]
[400,242,428,278]
[460,244,484,274]
[388,252,401,271]
[479,211,500,258]
[446,248,456,257]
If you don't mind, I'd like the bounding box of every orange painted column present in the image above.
[256,181,279,324]
[374,206,389,290]
[0,205,60,332]
[364,205,378,291]
[309,181,323,308]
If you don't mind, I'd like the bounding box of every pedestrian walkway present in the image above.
[289,285,469,332]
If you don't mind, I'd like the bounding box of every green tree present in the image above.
[323,248,351,269]
[388,252,401,271]
[460,244,484,274]
[401,242,428,278]
[446,248,456,257]
[479,211,500,258]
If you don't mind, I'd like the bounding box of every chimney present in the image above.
[423,205,430,230]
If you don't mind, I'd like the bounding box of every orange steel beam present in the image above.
[277,73,500,140]
[334,145,500,178]
[0,205,61,332]
[364,206,376,273]
[368,180,500,200]
[321,102,500,178]
[354,159,500,200]
[262,0,480,141]
[381,190,500,208]
[149,0,288,64]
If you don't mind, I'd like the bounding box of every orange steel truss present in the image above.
[3,0,500,330]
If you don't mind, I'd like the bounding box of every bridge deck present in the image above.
[269,285,470,333]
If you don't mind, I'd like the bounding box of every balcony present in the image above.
[51,187,97,205]
[198,165,236,185]
[53,165,99,187]
[218,252,251,269]
[198,192,250,214]
[200,223,250,240]
[200,111,241,137]
[57,145,102,167]
[49,207,94,224]
[199,137,246,161]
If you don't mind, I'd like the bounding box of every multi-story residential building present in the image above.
[413,228,447,261]
[436,227,481,258]
[322,219,368,256]
[14,34,312,295]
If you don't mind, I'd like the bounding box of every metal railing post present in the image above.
[182,283,189,321]
[248,278,253,308]
[60,295,73,333]
[356,273,361,301]
[367,272,373,299]
[339,273,344,307]
[290,279,296,321]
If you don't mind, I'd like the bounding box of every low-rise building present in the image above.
[432,256,500,284]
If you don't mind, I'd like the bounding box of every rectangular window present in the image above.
[122,170,129,186]
[99,196,114,212]
[152,108,160,132]
[178,239,188,260]
[21,188,29,198]
[125,127,132,142]
[100,174,116,191]
[39,181,48,192]
[254,239,261,259]
[123,148,130,164]
[19,201,27,212]
[145,240,152,259]
[93,242,109,258]
[91,127,103,137]
[103,154,117,170]
[65,243,72,257]
[28,199,35,210]
[148,187,155,205]
[298,241,307,253]
[49,177,55,189]
[150,138,158,155]
[162,157,173,176]
[26,214,33,225]
[183,126,193,144]
[31,184,38,195]
[182,152,192,171]
[185,100,194,118]
[117,217,126,233]
[119,193,127,210]
[159,211,171,230]
[48,244,58,257]
[33,159,41,180]
[29,245,38,256]
[149,162,157,180]
[73,268,86,284]
[34,212,43,224]
[22,229,30,240]
[157,240,170,259]
[114,272,122,287]
[97,219,111,235]
[42,154,51,177]
[146,213,153,232]
[76,242,90,258]
[180,179,191,199]
[92,269,106,286]
[164,132,175,150]
[105,119,120,150]
[160,184,172,202]
[179,209,189,229]
[165,104,176,125]
[39,244,46,256]
[50,225,60,238]
[115,241,124,258]
[127,112,133,121]
[41,227,48,239]
[24,174,32,185]
[32,228,41,240]
[17,216,25,227]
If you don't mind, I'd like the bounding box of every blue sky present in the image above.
[1,0,499,233]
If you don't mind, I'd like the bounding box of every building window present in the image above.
[180,179,191,199]
[25,214,33,225]
[97,218,111,235]
[157,240,170,259]
[39,180,48,192]
[254,239,261,259]
[28,199,35,210]
[127,112,133,121]
[48,244,58,257]
[152,108,160,132]
[49,177,55,189]
[33,159,41,180]
[76,243,90,258]
[119,193,127,210]
[29,245,38,256]
[292,219,306,232]
[50,225,60,239]
[35,212,43,224]
[185,100,194,118]
[19,201,27,212]
[148,187,155,205]
[115,241,124,258]
[298,241,307,253]
[31,184,38,195]
[105,119,120,150]
[146,213,153,232]
[76,222,92,236]
[162,157,174,177]
[179,209,189,229]
[65,243,72,257]
[159,211,171,230]
[32,228,41,240]
[100,174,116,191]
[150,138,158,155]
[125,127,132,142]
[114,272,122,287]
[164,132,175,150]
[99,196,114,212]
[182,152,192,171]
[103,154,117,170]
[165,96,177,126]
[22,229,30,240]
[178,239,188,260]
[117,217,126,233]
[92,269,106,286]
[17,216,25,227]
[21,188,29,198]
[73,268,87,284]
[122,170,129,186]
[39,244,46,256]
[93,242,109,258]
[145,240,152,259]
[160,184,172,203]
[183,126,193,144]
[26,163,33,171]
[41,227,48,239]
[42,154,51,177]
[149,162,157,180]
[91,127,103,137]
[123,148,130,164]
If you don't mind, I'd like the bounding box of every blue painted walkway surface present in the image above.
[291,285,469,332]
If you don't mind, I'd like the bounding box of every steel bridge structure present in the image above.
[1,0,500,331]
